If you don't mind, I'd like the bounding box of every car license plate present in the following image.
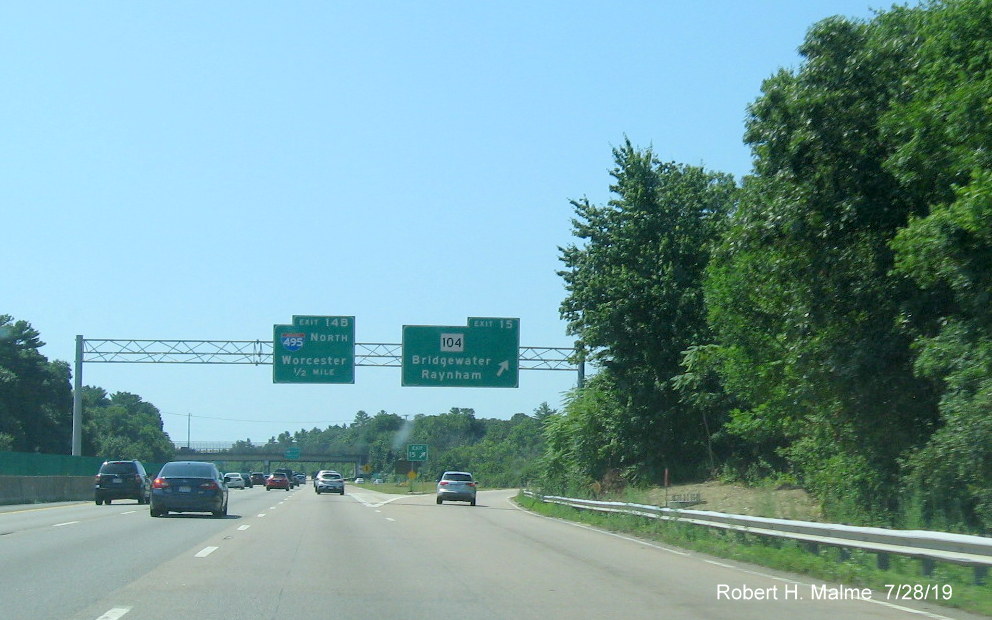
[112,477,122,483]
[178,486,191,493]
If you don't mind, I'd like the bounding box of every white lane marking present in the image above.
[510,495,956,619]
[53,521,79,527]
[567,519,691,556]
[120,511,137,515]
[509,496,691,557]
[0,502,88,515]
[349,493,407,509]
[258,513,267,518]
[238,525,250,531]
[195,546,219,558]
[385,517,396,522]
[95,607,131,620]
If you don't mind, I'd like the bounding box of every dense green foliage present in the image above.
[81,387,176,463]
[0,315,175,462]
[557,141,738,486]
[705,9,944,522]
[0,316,72,453]
[549,0,992,532]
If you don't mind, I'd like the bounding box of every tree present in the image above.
[702,4,992,521]
[558,139,737,483]
[82,387,175,462]
[893,171,992,531]
[542,372,627,492]
[0,316,72,453]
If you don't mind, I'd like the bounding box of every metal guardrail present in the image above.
[521,491,992,583]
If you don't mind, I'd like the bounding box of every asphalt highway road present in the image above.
[0,487,980,620]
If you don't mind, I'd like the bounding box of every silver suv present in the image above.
[436,471,477,506]
[314,470,345,495]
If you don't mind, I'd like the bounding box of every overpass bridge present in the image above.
[172,445,368,476]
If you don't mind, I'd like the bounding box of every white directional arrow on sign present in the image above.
[497,360,509,377]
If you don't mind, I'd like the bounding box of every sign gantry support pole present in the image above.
[72,335,83,456]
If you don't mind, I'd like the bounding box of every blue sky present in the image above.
[3,1,891,445]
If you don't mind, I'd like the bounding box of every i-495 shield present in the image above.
[280,332,305,352]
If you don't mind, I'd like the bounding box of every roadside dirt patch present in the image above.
[641,481,823,521]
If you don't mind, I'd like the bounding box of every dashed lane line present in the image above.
[194,546,218,558]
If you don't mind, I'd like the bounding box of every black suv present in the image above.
[94,460,152,505]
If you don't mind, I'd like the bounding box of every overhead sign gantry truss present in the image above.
[78,338,578,370]
[72,335,583,455]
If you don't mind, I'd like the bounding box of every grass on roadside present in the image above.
[514,493,992,617]
[349,480,436,495]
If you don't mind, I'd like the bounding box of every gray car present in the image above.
[436,471,477,506]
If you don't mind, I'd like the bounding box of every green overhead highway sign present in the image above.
[402,317,519,388]
[273,315,355,384]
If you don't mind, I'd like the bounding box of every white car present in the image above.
[223,472,246,489]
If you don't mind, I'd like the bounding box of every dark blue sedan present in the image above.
[150,461,229,518]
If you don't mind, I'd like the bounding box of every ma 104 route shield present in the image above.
[273,315,355,384]
[402,317,519,387]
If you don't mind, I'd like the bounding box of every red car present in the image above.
[265,472,291,491]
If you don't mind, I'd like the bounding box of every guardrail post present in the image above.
[975,566,988,586]
[877,553,890,571]
[921,558,935,577]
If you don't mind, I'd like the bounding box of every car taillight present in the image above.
[200,481,219,490]
[135,474,143,483]
[439,481,449,485]
[152,478,169,489]
[467,482,477,487]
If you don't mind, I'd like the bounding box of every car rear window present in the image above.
[160,463,216,478]
[443,473,473,482]
[321,473,341,479]
[99,462,137,475]
[271,473,287,478]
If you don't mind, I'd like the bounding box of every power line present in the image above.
[159,410,353,426]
